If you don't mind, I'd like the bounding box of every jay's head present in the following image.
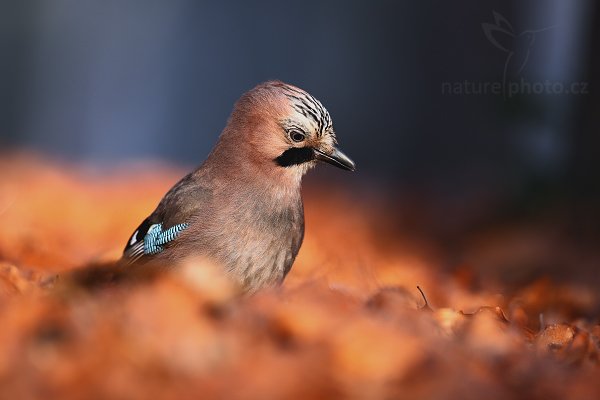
[221,81,355,181]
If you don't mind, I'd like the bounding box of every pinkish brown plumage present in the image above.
[122,81,355,292]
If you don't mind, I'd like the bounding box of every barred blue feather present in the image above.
[143,223,190,255]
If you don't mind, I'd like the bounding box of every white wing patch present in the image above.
[129,230,139,246]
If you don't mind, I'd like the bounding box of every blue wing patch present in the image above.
[143,223,190,255]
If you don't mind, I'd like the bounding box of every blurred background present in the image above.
[1,0,599,281]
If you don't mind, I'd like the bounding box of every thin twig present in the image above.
[417,285,433,311]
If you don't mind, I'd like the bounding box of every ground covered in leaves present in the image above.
[1,154,599,399]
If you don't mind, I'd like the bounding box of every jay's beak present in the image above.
[313,147,356,171]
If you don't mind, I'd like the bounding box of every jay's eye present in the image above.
[289,130,306,142]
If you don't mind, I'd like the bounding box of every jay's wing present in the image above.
[122,215,190,263]
[122,172,209,264]
[123,216,154,261]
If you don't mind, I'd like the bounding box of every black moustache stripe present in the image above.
[275,147,315,167]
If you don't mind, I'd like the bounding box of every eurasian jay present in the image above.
[122,81,355,292]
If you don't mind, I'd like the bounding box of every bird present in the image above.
[121,81,355,292]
